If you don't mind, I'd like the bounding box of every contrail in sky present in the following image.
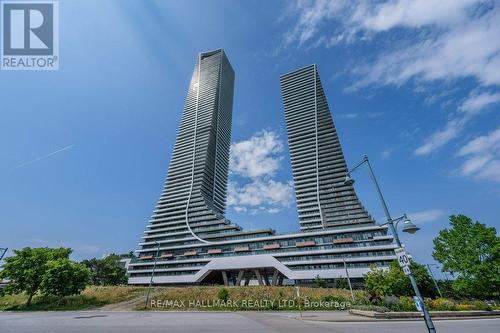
[15,144,76,169]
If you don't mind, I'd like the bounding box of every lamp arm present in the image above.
[386,214,408,228]
[347,156,368,175]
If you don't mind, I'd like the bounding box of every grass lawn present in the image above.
[0,286,149,311]
[143,285,361,311]
[1,285,497,312]
[0,285,361,311]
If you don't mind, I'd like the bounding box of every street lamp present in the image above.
[402,217,420,234]
[342,256,355,302]
[384,214,419,235]
[344,155,437,333]
[426,263,443,298]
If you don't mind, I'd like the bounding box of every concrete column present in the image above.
[254,269,264,286]
[271,270,279,286]
[277,275,284,286]
[222,271,229,286]
[235,270,244,286]
[262,272,270,286]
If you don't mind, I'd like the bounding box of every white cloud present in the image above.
[472,160,500,182]
[458,92,500,115]
[459,154,494,175]
[349,7,500,89]
[381,147,396,160]
[414,118,467,155]
[359,0,476,32]
[285,1,500,157]
[285,0,482,49]
[457,127,500,182]
[340,113,359,119]
[229,179,293,208]
[285,0,347,47]
[458,127,500,156]
[340,112,383,119]
[415,90,500,155]
[228,130,294,214]
[408,209,445,224]
[286,0,500,88]
[230,130,283,178]
[233,206,247,213]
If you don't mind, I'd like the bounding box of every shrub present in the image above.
[398,296,416,311]
[313,275,327,288]
[334,278,349,289]
[217,287,229,301]
[364,261,438,298]
[427,298,457,311]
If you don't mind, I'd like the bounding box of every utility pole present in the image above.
[426,264,442,298]
[343,257,355,302]
[144,242,161,308]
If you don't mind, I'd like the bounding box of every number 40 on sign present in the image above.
[394,247,411,267]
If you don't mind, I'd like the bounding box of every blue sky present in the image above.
[1,1,499,275]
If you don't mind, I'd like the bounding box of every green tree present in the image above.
[437,279,454,298]
[0,247,71,306]
[387,261,437,297]
[334,277,349,289]
[313,275,327,288]
[41,259,90,306]
[81,254,127,285]
[364,261,437,298]
[364,265,391,298]
[433,214,500,299]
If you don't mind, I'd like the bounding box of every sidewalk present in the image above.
[350,309,500,319]
[291,310,500,322]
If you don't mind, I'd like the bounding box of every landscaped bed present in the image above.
[1,285,498,312]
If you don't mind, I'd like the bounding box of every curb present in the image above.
[349,309,500,319]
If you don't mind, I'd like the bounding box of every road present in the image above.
[0,311,498,333]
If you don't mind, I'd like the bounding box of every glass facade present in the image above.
[128,53,396,285]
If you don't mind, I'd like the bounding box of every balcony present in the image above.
[234,246,250,253]
[333,237,354,244]
[263,244,281,250]
[207,249,222,255]
[296,241,316,248]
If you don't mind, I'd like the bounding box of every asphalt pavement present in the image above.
[0,311,498,333]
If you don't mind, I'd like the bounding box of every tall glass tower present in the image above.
[128,53,395,286]
[138,49,272,253]
[281,64,374,231]
[152,49,237,244]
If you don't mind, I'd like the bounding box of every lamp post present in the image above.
[342,257,355,302]
[426,264,443,297]
[0,248,7,262]
[345,155,437,333]
[426,264,443,298]
[144,242,161,308]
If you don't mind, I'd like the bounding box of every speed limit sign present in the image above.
[394,247,410,267]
